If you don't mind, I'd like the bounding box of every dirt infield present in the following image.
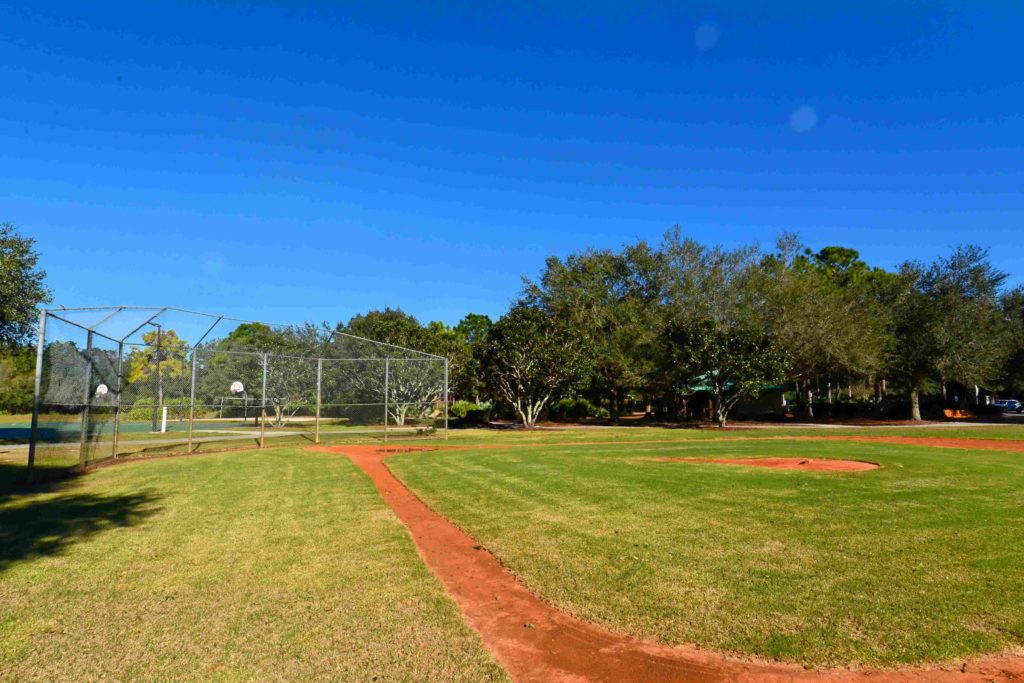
[313,443,1024,682]
[806,435,1024,452]
[651,456,879,472]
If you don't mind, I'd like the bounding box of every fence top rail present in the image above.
[44,311,124,346]
[323,329,445,360]
[43,306,444,360]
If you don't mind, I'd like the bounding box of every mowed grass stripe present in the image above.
[0,448,508,682]
[388,434,1024,668]
[409,424,1024,449]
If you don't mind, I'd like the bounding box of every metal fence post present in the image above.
[187,352,197,453]
[444,358,449,440]
[79,330,95,468]
[315,358,322,444]
[112,342,123,458]
[151,325,162,432]
[27,310,47,483]
[383,357,389,446]
[260,352,268,448]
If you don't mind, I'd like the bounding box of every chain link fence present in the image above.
[25,307,447,480]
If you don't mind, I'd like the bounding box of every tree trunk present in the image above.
[609,388,620,422]
[520,398,548,429]
[714,392,727,428]
[910,387,922,421]
[806,387,815,419]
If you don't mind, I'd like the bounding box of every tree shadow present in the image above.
[0,460,80,500]
[0,464,161,572]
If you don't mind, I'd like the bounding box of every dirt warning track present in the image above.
[311,443,1024,683]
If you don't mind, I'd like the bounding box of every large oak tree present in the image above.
[478,305,591,428]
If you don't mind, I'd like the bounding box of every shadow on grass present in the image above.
[0,463,161,572]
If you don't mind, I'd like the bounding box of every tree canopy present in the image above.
[0,223,50,350]
[478,305,591,427]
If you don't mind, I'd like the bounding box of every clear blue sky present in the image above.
[3,2,1022,327]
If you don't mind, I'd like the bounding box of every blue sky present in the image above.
[3,2,1022,327]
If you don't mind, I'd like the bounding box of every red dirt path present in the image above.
[804,435,1024,452]
[312,443,1024,683]
[652,456,879,471]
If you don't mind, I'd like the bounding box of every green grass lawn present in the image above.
[4,425,1024,677]
[434,423,1024,445]
[388,433,1024,668]
[0,424,436,477]
[0,448,507,682]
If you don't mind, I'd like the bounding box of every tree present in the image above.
[759,236,891,417]
[667,317,790,427]
[0,223,51,350]
[888,246,1012,420]
[478,305,591,428]
[660,228,763,329]
[126,329,190,425]
[385,356,444,426]
[340,310,451,426]
[201,323,321,426]
[525,242,666,419]
[0,348,34,413]
[344,308,426,350]
[927,246,1013,392]
[453,313,493,402]
[422,319,467,403]
[998,288,1024,398]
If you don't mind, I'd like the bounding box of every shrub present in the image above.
[550,397,607,421]
[450,400,492,425]
[121,398,188,422]
[125,399,155,422]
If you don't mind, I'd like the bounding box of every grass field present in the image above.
[4,424,1024,678]
[0,422,433,475]
[0,416,406,447]
[388,429,1024,668]
[0,448,507,681]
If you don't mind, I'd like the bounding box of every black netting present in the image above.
[24,308,446,480]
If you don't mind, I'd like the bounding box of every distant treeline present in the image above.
[3,227,1022,427]
[460,229,1023,426]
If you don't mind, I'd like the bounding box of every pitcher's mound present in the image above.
[654,456,879,472]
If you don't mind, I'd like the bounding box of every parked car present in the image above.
[993,399,1023,413]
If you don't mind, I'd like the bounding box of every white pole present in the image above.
[161,406,168,433]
